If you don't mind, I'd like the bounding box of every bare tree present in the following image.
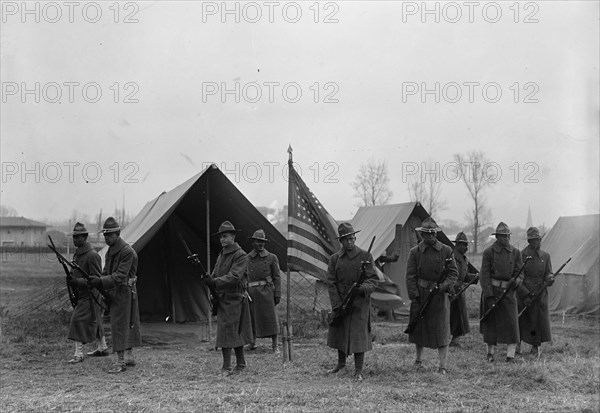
[351,160,393,206]
[0,205,18,217]
[406,160,447,218]
[453,150,498,253]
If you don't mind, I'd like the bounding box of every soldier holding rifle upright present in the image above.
[202,221,253,377]
[326,223,378,381]
[406,217,458,374]
[65,222,108,363]
[479,222,523,363]
[88,217,141,373]
[516,227,553,357]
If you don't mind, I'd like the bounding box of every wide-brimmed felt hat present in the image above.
[99,217,120,234]
[67,222,89,236]
[526,226,543,240]
[250,229,269,242]
[214,221,240,236]
[492,222,511,236]
[455,232,469,244]
[336,222,360,239]
[416,217,440,233]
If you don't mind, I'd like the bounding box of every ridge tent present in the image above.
[351,202,479,316]
[544,214,599,315]
[100,164,287,323]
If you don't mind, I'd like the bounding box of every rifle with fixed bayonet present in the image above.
[404,256,455,334]
[329,236,376,327]
[48,235,78,308]
[480,255,532,323]
[177,232,219,316]
[47,235,109,309]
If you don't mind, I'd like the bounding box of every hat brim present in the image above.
[336,230,361,239]
[98,227,121,234]
[251,237,269,242]
[492,232,511,236]
[213,229,241,236]
[527,234,543,240]
[68,231,89,236]
[416,227,439,233]
[455,239,469,244]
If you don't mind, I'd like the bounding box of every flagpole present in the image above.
[285,146,293,362]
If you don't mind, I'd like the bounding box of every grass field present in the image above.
[1,254,599,412]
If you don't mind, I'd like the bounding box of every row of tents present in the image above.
[100,164,599,322]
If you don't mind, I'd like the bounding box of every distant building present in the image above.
[0,217,47,247]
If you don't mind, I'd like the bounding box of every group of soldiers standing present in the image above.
[63,215,554,378]
[326,217,555,379]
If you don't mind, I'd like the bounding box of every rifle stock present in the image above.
[480,255,532,323]
[329,236,376,327]
[404,257,454,335]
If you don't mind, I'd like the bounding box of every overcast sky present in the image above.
[1,0,598,231]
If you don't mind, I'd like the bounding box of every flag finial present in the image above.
[287,145,293,163]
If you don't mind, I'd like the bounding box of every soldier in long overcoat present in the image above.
[89,217,141,373]
[203,221,252,376]
[66,222,108,363]
[246,229,281,353]
[449,232,478,347]
[327,223,378,381]
[479,222,524,363]
[517,227,553,356]
[406,217,458,374]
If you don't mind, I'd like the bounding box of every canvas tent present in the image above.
[544,214,599,315]
[351,202,479,315]
[101,164,287,323]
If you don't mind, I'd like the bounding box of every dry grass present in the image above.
[1,254,599,412]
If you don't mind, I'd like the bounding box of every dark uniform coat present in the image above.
[479,242,523,344]
[100,237,141,352]
[517,245,553,346]
[246,249,281,338]
[211,242,253,348]
[406,241,458,348]
[68,242,103,344]
[450,248,477,337]
[327,246,379,355]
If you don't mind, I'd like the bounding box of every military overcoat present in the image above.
[517,245,553,346]
[450,248,476,337]
[100,237,142,352]
[479,241,523,344]
[246,249,281,338]
[211,242,253,348]
[327,246,379,355]
[68,242,104,344]
[406,240,458,348]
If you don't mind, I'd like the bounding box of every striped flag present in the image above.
[287,157,339,280]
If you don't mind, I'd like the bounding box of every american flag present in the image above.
[287,160,339,280]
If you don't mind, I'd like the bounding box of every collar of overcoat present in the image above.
[221,242,241,255]
[418,240,443,253]
[340,246,360,259]
[106,237,127,257]
[492,241,513,253]
[74,242,93,257]
[522,245,542,258]
[248,249,269,258]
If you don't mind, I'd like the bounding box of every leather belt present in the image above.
[491,278,511,289]
[248,280,268,287]
[418,279,437,290]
